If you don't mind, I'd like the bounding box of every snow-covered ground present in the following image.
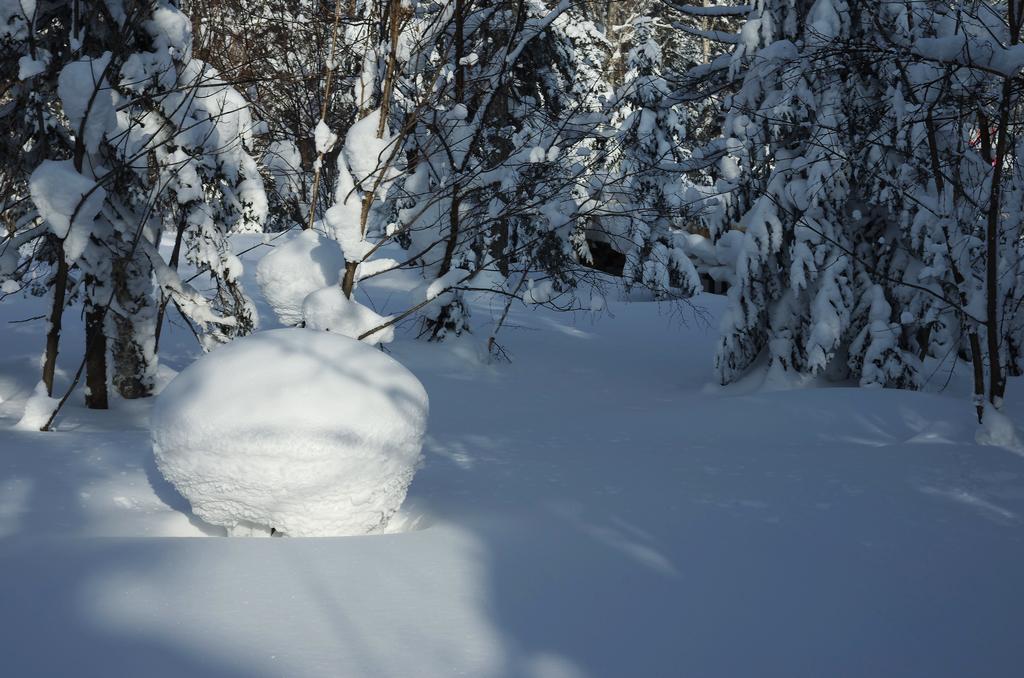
[2,234,1024,677]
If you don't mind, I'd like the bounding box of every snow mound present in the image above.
[976,405,1024,454]
[151,328,429,537]
[302,286,394,345]
[15,382,58,431]
[255,230,345,326]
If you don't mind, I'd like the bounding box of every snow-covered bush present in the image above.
[302,286,393,345]
[255,230,345,326]
[152,328,429,537]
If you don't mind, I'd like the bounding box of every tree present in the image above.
[314,0,625,347]
[181,0,374,231]
[0,0,265,424]
[707,0,1024,423]
[605,16,700,298]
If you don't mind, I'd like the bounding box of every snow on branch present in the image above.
[910,35,1024,77]
[671,22,741,45]
[664,2,753,17]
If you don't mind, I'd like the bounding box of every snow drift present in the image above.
[151,328,429,536]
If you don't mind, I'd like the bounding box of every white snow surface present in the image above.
[151,328,427,537]
[2,231,1024,677]
[254,229,345,325]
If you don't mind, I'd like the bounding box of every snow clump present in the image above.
[302,286,394,345]
[152,328,429,536]
[255,230,345,326]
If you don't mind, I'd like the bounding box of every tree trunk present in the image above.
[341,260,358,298]
[304,0,347,230]
[925,108,988,423]
[377,0,404,138]
[84,302,108,409]
[438,0,465,280]
[440,191,461,278]
[340,3,408,300]
[111,255,157,400]
[341,191,377,299]
[969,332,986,424]
[983,76,1014,407]
[42,242,68,396]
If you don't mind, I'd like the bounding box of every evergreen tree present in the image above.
[607,16,699,297]
[0,0,265,416]
[709,0,903,385]
[708,0,1024,421]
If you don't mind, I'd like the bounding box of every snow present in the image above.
[254,229,345,325]
[28,159,106,263]
[356,257,401,280]
[523,279,556,305]
[263,140,303,204]
[324,173,373,262]
[14,381,57,431]
[675,3,752,16]
[325,111,394,264]
[3,232,1024,676]
[344,108,392,185]
[15,0,36,18]
[151,328,428,537]
[313,118,337,155]
[57,53,116,154]
[145,6,191,54]
[913,35,1024,77]
[17,53,47,79]
[302,285,394,344]
[424,268,467,301]
[807,0,843,41]
[976,404,1024,453]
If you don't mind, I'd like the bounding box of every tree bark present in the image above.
[84,302,108,409]
[377,0,404,138]
[925,108,986,422]
[983,76,1014,407]
[111,254,156,400]
[438,0,466,280]
[42,242,68,396]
